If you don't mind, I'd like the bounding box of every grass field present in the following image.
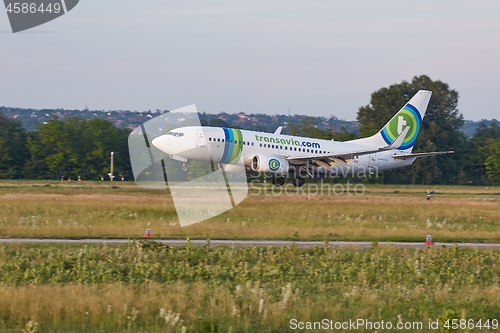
[1,242,500,332]
[1,180,500,332]
[1,180,499,242]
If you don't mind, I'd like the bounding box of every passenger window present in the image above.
[217,138,220,142]
[280,146,282,149]
[260,143,262,147]
[252,142,254,146]
[222,139,224,142]
[285,146,287,150]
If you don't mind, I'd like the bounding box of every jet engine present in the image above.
[250,155,289,175]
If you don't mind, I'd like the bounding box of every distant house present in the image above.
[237,112,248,119]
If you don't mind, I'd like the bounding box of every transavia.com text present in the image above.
[289,318,442,330]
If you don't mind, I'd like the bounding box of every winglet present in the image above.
[274,126,283,135]
[380,126,410,151]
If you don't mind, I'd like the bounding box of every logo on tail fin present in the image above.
[381,104,422,150]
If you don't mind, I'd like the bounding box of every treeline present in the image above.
[365,76,500,186]
[261,76,500,185]
[0,106,360,134]
[1,75,500,185]
[0,114,131,180]
[294,75,500,185]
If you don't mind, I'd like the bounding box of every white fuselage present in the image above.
[152,126,416,177]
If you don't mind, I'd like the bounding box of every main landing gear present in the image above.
[292,177,305,187]
[271,176,305,187]
[181,162,188,172]
[272,176,285,186]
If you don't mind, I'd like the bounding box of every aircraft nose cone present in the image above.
[151,135,172,154]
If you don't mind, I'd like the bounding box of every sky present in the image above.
[1,0,499,121]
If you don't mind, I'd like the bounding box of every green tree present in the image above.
[357,75,466,184]
[0,112,28,178]
[208,118,230,128]
[332,126,358,142]
[26,116,131,180]
[465,122,500,185]
[80,118,131,179]
[25,116,81,179]
[289,117,333,140]
[483,138,500,185]
[405,141,441,184]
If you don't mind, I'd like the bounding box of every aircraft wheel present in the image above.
[272,176,285,186]
[292,177,305,187]
[182,165,188,172]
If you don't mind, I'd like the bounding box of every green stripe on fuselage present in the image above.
[221,128,243,164]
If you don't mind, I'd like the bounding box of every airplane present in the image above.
[151,90,453,187]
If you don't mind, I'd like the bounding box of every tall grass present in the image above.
[1,242,500,332]
[1,181,500,241]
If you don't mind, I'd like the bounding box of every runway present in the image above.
[1,238,500,249]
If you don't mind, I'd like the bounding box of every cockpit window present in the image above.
[166,131,184,137]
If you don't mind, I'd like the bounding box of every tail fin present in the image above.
[351,90,432,152]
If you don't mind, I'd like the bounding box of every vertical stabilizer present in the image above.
[350,90,432,152]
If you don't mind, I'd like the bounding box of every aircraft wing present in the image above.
[392,151,454,159]
[287,127,410,167]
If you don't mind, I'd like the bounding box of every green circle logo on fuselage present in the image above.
[269,159,280,171]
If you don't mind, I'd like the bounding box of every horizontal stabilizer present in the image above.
[392,151,454,159]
